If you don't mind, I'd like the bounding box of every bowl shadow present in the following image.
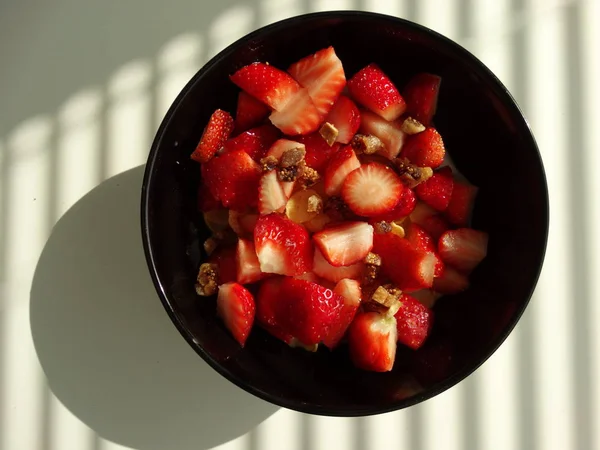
[29,165,278,450]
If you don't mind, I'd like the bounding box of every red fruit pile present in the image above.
[191,46,488,372]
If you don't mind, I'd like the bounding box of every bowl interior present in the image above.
[142,12,548,416]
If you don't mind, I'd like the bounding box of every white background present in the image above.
[1,0,599,449]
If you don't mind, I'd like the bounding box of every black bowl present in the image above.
[141,11,549,416]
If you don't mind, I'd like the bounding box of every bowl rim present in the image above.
[140,9,549,416]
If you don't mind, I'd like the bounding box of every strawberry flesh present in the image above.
[372,187,416,222]
[403,73,441,126]
[269,88,322,135]
[236,238,265,285]
[312,248,364,283]
[415,166,454,211]
[234,91,270,133]
[191,109,234,163]
[432,265,470,294]
[296,132,341,173]
[324,95,361,144]
[359,109,406,160]
[406,223,445,278]
[445,181,478,226]
[217,282,256,346]
[222,124,280,161]
[324,279,362,349]
[258,170,291,215]
[208,246,238,285]
[348,311,397,372]
[313,221,374,267]
[348,64,406,121]
[324,145,361,196]
[198,180,222,212]
[255,277,294,344]
[410,202,450,240]
[401,127,445,168]
[438,228,488,273]
[394,293,433,349]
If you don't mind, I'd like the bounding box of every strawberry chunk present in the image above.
[323,279,362,349]
[201,149,262,210]
[406,223,445,278]
[236,238,265,284]
[230,62,300,111]
[191,109,234,163]
[217,282,256,346]
[341,163,404,217]
[258,170,292,215]
[438,228,488,273]
[269,88,322,135]
[432,265,470,294]
[373,232,436,291]
[255,277,294,343]
[410,202,450,240]
[229,210,259,238]
[372,187,416,222]
[234,91,270,132]
[445,181,478,226]
[312,248,364,283]
[348,64,406,121]
[348,311,397,372]
[324,95,361,144]
[401,127,445,168]
[415,166,454,211]
[277,278,346,345]
[403,73,441,126]
[313,221,374,267]
[359,109,406,160]
[197,180,222,212]
[394,293,433,349]
[296,132,341,173]
[254,214,313,276]
[288,46,346,117]
[222,124,280,161]
[207,246,237,285]
[410,289,442,309]
[324,145,361,196]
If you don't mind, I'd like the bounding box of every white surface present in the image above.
[0,0,599,449]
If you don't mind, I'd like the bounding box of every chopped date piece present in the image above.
[280,147,306,168]
[324,196,353,221]
[351,133,385,155]
[400,117,426,135]
[277,163,304,182]
[373,221,392,234]
[319,122,339,146]
[366,285,402,316]
[299,166,320,188]
[195,263,219,296]
[394,157,433,188]
[365,252,382,267]
[260,155,279,172]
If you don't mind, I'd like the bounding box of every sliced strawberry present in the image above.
[191,109,234,163]
[277,278,345,345]
[348,311,397,372]
[432,265,470,294]
[401,127,445,168]
[258,170,291,215]
[410,202,450,240]
[394,293,433,350]
[359,109,406,160]
[230,62,300,111]
[313,221,374,267]
[201,149,262,211]
[438,228,489,273]
[415,166,454,211]
[323,278,362,349]
[234,91,270,133]
[403,73,441,126]
[405,223,445,278]
[269,88,322,135]
[222,124,280,161]
[295,271,321,284]
[288,46,346,117]
[296,132,341,173]
[236,238,265,284]
[198,180,222,212]
[347,64,406,121]
[324,145,361,196]
[312,248,364,283]
[265,138,305,159]
[254,213,313,276]
[324,95,361,144]
[255,276,293,343]
[229,210,258,238]
[372,187,416,222]
[217,282,255,346]
[373,232,436,291]
[207,246,237,285]
[445,181,478,226]
[341,163,404,217]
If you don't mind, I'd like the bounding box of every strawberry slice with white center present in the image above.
[348,311,397,372]
[236,238,265,284]
[438,228,489,273]
[313,221,374,267]
[266,138,306,160]
[217,282,256,347]
[324,95,361,144]
[359,109,406,160]
[394,293,433,350]
[323,278,362,349]
[405,223,445,278]
[410,202,450,240]
[191,109,234,163]
[230,62,300,111]
[324,145,361,196]
[288,46,346,117]
[312,248,364,283]
[341,163,404,217]
[269,88,322,135]
[445,180,478,226]
[234,91,271,133]
[402,73,441,127]
[348,63,406,121]
[258,170,292,215]
[432,265,470,294]
[415,166,454,211]
[254,213,313,276]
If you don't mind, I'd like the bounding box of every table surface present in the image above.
[1,0,599,449]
